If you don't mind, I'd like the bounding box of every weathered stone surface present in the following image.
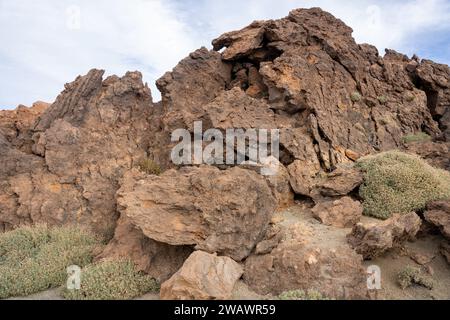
[312,196,363,228]
[117,166,277,261]
[212,7,442,172]
[314,166,364,197]
[244,224,368,299]
[404,141,450,170]
[97,215,192,282]
[413,60,450,140]
[0,102,49,153]
[160,251,243,300]
[347,212,422,259]
[440,242,450,265]
[424,201,450,240]
[0,69,153,238]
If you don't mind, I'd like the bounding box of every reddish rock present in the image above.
[116,167,277,261]
[244,224,368,299]
[312,196,363,228]
[347,212,422,259]
[160,251,243,300]
[424,201,450,240]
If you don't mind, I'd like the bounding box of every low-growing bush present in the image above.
[402,132,432,144]
[0,224,99,299]
[278,289,329,300]
[350,92,362,103]
[377,95,388,104]
[62,260,159,300]
[397,266,434,290]
[138,158,162,176]
[357,151,450,219]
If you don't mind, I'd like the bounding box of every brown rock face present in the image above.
[0,69,153,238]
[211,7,443,180]
[424,201,450,240]
[312,196,363,228]
[347,212,422,259]
[160,251,243,300]
[244,224,368,299]
[0,102,49,153]
[116,166,277,261]
[314,166,364,197]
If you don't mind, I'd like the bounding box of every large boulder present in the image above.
[424,200,450,240]
[347,212,422,259]
[312,196,363,228]
[117,166,277,261]
[243,224,368,299]
[314,166,364,197]
[160,251,243,300]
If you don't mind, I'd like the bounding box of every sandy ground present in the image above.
[5,203,450,300]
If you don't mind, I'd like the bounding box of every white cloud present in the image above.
[0,0,449,109]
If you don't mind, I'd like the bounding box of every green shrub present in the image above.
[397,266,434,290]
[402,132,432,144]
[0,225,99,299]
[278,289,329,300]
[377,95,388,104]
[357,151,450,219]
[138,158,162,176]
[62,260,159,300]
[350,92,362,103]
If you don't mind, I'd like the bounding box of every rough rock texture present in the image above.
[244,224,368,299]
[116,167,277,261]
[441,242,450,265]
[160,251,243,300]
[312,196,363,228]
[413,60,450,141]
[0,102,49,153]
[404,141,450,170]
[0,70,153,238]
[347,212,422,259]
[424,201,450,240]
[97,215,193,282]
[314,166,364,197]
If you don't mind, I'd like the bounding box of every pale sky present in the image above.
[1,0,449,109]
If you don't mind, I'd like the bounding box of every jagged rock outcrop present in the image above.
[0,70,153,238]
[424,200,450,240]
[0,102,49,153]
[347,212,422,259]
[116,166,277,261]
[160,251,243,300]
[243,223,368,299]
[211,8,444,191]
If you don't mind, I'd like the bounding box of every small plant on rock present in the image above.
[62,259,159,300]
[377,95,388,104]
[357,151,450,219]
[0,224,100,299]
[402,132,432,144]
[397,266,434,290]
[138,158,162,176]
[278,289,329,300]
[350,92,362,103]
